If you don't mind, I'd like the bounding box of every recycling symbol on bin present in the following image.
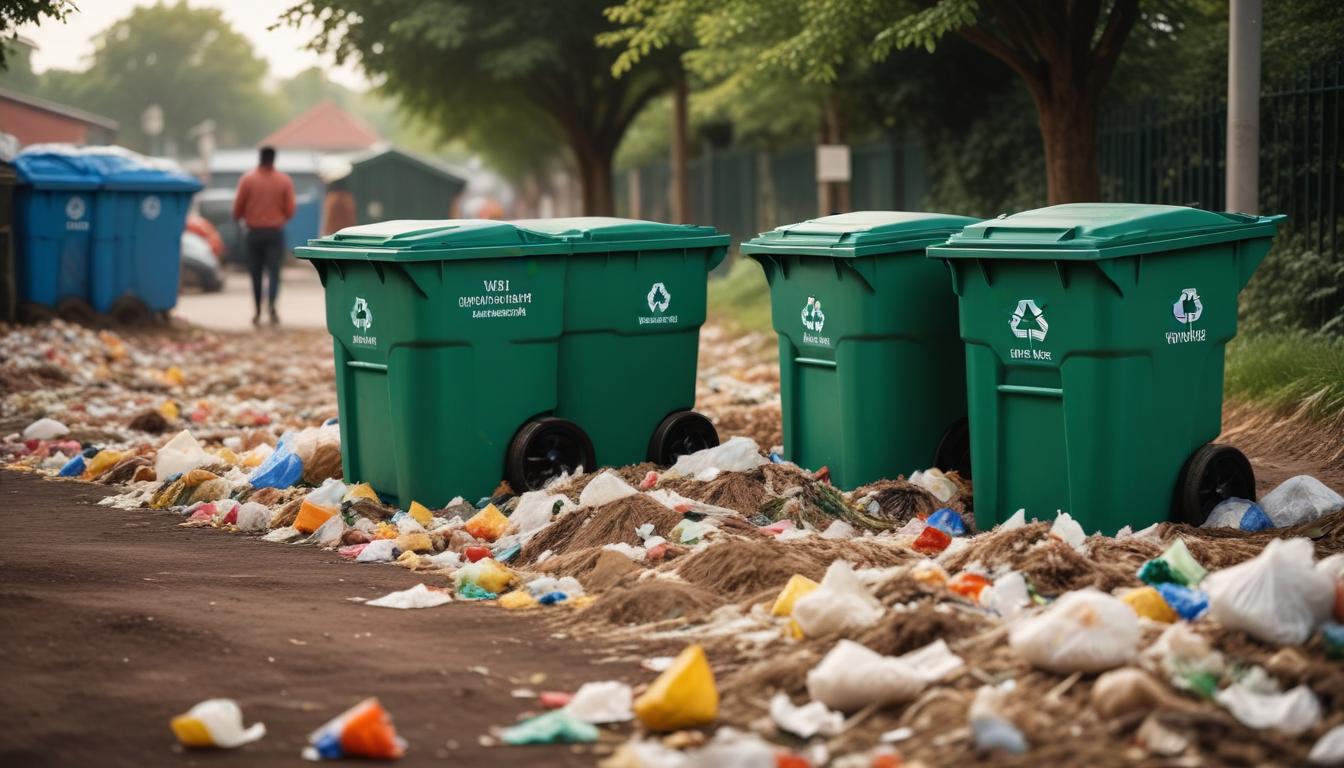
[647,282,671,313]
[141,195,162,221]
[350,297,373,331]
[1172,288,1203,325]
[1010,299,1048,341]
[801,296,826,332]
[65,196,86,221]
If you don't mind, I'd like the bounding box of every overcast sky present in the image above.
[17,0,369,89]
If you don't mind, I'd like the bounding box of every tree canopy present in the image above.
[284,0,681,214]
[1,0,75,70]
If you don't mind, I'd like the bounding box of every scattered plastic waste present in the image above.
[998,508,1027,530]
[1204,497,1273,532]
[969,682,1027,754]
[366,583,452,609]
[454,558,514,594]
[771,574,819,617]
[510,492,572,535]
[498,591,538,610]
[769,693,842,739]
[911,525,952,555]
[1121,586,1178,623]
[579,471,639,507]
[1203,537,1335,644]
[1323,622,1344,659]
[248,432,304,489]
[1048,511,1086,550]
[1309,724,1344,766]
[633,644,718,732]
[406,501,433,528]
[792,561,884,637]
[155,430,207,480]
[23,417,69,440]
[821,520,856,540]
[564,681,634,724]
[1138,537,1207,587]
[909,468,957,502]
[356,539,397,563]
[926,507,966,536]
[457,583,498,601]
[1216,677,1322,736]
[1260,475,1344,527]
[170,699,266,749]
[303,698,406,760]
[1010,589,1140,673]
[947,571,990,602]
[58,453,85,477]
[501,710,598,745]
[1091,667,1199,718]
[806,639,962,712]
[464,503,509,542]
[1154,583,1209,621]
[981,571,1031,617]
[668,436,767,479]
[537,591,568,605]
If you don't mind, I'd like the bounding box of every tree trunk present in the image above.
[670,70,690,223]
[572,138,617,216]
[1033,87,1102,204]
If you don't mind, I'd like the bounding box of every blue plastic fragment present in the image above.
[247,432,304,489]
[493,543,522,563]
[538,591,569,606]
[58,454,86,477]
[81,445,101,459]
[1323,623,1344,659]
[1155,582,1210,621]
[311,730,343,760]
[769,452,785,464]
[322,416,339,426]
[1238,503,1272,532]
[476,497,492,509]
[927,507,966,536]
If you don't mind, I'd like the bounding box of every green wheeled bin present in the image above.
[741,211,981,490]
[296,217,728,507]
[928,203,1283,534]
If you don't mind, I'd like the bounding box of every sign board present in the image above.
[816,144,851,183]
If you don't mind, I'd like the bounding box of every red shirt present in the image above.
[233,166,296,229]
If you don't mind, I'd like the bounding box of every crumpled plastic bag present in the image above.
[1260,475,1344,528]
[806,639,962,712]
[155,429,208,480]
[1049,511,1086,550]
[23,417,69,441]
[982,571,1031,618]
[791,560,884,638]
[1010,589,1140,673]
[668,436,766,480]
[563,681,633,724]
[1203,497,1273,532]
[909,468,958,503]
[366,583,452,609]
[1215,678,1321,736]
[969,682,1028,754]
[234,502,270,532]
[501,710,597,745]
[769,693,842,739]
[170,698,266,749]
[356,539,397,563]
[248,432,304,489]
[578,471,638,507]
[1203,537,1335,645]
[1309,724,1344,766]
[510,491,574,536]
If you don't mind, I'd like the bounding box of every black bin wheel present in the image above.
[506,417,596,492]
[1175,443,1255,525]
[933,417,973,479]
[648,410,719,466]
[110,295,153,327]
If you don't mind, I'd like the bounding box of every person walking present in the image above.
[232,146,295,326]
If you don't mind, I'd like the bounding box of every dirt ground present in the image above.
[0,469,642,768]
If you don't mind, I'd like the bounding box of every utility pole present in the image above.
[1226,0,1261,214]
[670,69,690,224]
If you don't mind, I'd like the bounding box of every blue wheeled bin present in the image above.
[84,148,202,321]
[12,146,101,321]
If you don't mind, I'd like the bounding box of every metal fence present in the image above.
[1101,61,1342,257]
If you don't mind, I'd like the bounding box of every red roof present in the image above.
[260,100,381,152]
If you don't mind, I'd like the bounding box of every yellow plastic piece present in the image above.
[784,619,804,640]
[633,644,718,732]
[1121,586,1178,623]
[162,366,185,387]
[395,532,433,553]
[82,449,125,479]
[214,448,239,466]
[294,500,337,534]
[169,715,215,748]
[457,558,514,594]
[375,522,398,539]
[345,483,380,503]
[463,503,509,542]
[770,574,819,617]
[395,551,422,568]
[408,501,434,528]
[498,591,537,610]
[159,400,180,422]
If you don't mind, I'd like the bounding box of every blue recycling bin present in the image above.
[83,149,202,316]
[12,147,101,314]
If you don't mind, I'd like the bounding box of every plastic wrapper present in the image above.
[1121,586,1177,623]
[454,558,513,594]
[1215,678,1321,736]
[501,711,598,745]
[509,491,573,535]
[155,429,207,480]
[170,699,266,749]
[908,468,957,503]
[1203,537,1335,645]
[1203,497,1273,532]
[792,560,884,637]
[1049,511,1086,549]
[807,639,962,712]
[366,583,452,609]
[463,503,508,542]
[577,471,638,508]
[926,507,966,536]
[564,680,634,724]
[23,417,69,440]
[1260,475,1344,528]
[769,693,842,739]
[1010,589,1140,672]
[303,698,405,760]
[633,644,718,732]
[248,432,304,489]
[770,574,819,617]
[668,436,767,479]
[1309,724,1344,766]
[969,682,1028,754]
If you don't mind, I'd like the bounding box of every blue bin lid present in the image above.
[14,144,101,191]
[80,147,204,193]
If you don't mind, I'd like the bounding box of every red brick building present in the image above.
[0,87,117,147]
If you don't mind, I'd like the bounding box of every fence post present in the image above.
[1226,0,1262,213]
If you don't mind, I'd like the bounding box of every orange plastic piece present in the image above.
[295,499,337,534]
[912,526,952,555]
[776,752,811,768]
[463,503,508,542]
[947,571,991,602]
[339,699,405,759]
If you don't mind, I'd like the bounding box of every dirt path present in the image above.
[0,470,640,768]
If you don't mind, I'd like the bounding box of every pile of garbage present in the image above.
[5,321,1344,765]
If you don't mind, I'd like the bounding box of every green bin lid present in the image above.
[296,217,727,261]
[740,211,981,257]
[929,203,1283,261]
